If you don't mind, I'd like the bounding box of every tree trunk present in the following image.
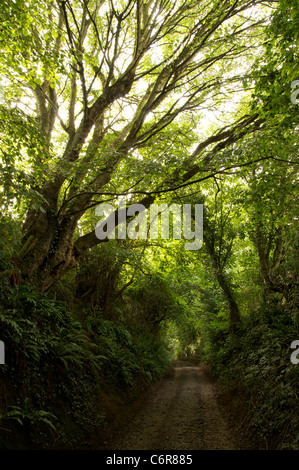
[204,223,241,330]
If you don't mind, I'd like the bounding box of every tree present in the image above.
[0,0,271,290]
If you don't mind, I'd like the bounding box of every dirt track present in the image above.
[98,361,255,450]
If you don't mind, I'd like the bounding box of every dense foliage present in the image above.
[0,0,298,450]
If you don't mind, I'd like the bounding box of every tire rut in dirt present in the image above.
[103,364,241,450]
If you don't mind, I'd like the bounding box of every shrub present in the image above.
[213,307,299,449]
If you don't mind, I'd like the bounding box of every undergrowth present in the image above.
[0,282,171,449]
[206,306,299,450]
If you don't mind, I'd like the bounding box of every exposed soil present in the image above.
[94,361,259,450]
